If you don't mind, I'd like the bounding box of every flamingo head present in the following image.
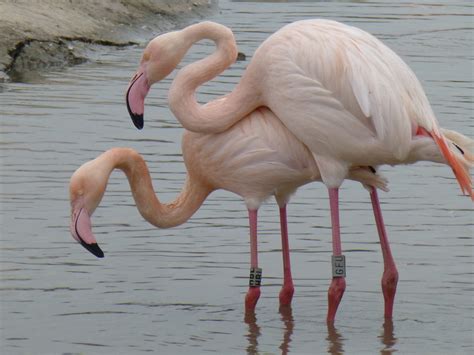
[126,31,187,130]
[70,201,104,258]
[69,160,108,258]
[414,128,474,199]
[440,128,474,167]
[440,128,474,199]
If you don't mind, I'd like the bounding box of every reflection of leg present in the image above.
[279,205,294,306]
[380,318,397,351]
[245,209,261,312]
[279,305,294,355]
[244,311,260,354]
[327,322,344,354]
[327,188,346,324]
[370,188,398,319]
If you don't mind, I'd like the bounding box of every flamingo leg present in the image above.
[279,205,294,307]
[327,188,346,324]
[370,187,398,319]
[245,209,261,312]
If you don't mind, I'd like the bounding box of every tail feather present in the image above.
[431,130,473,200]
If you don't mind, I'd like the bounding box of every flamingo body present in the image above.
[256,20,431,184]
[183,107,319,209]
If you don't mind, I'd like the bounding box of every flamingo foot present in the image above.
[279,284,294,307]
[245,286,261,312]
[382,268,398,319]
[327,277,346,324]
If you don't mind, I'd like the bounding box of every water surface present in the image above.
[1,0,473,354]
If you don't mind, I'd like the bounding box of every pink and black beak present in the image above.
[70,207,104,258]
[126,66,151,130]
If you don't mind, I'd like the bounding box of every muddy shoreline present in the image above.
[0,0,216,82]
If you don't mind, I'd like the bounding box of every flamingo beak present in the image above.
[126,65,150,130]
[70,207,104,258]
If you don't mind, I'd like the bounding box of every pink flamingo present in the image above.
[70,108,395,312]
[125,20,473,322]
[70,110,472,322]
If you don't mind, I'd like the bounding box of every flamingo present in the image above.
[70,108,396,312]
[125,19,473,322]
[70,108,472,321]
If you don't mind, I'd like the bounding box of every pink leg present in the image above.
[245,209,261,312]
[327,188,346,324]
[279,205,294,307]
[370,188,398,319]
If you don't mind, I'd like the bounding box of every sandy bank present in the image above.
[0,0,215,82]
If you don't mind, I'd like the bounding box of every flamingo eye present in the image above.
[453,143,464,155]
[142,51,151,62]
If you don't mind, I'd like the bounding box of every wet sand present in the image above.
[0,0,214,81]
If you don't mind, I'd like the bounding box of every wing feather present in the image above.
[263,19,440,175]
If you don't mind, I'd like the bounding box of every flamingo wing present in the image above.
[259,20,444,185]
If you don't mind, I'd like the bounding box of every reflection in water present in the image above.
[327,323,345,355]
[244,311,261,355]
[279,306,294,355]
[244,307,397,354]
[379,319,398,354]
[326,319,398,355]
[244,307,294,355]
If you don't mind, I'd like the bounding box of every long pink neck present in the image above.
[89,148,211,228]
[168,21,261,133]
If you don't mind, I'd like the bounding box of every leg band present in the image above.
[249,267,262,287]
[332,255,346,278]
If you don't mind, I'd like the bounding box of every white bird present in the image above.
[125,19,473,322]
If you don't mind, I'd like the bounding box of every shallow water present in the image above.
[1,0,473,354]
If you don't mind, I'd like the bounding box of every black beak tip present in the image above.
[81,241,104,258]
[131,113,144,130]
[125,91,144,130]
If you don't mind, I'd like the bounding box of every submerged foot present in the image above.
[327,277,346,324]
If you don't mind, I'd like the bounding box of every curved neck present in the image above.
[93,148,211,228]
[169,21,261,133]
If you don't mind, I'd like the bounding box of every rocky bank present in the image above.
[0,0,215,82]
